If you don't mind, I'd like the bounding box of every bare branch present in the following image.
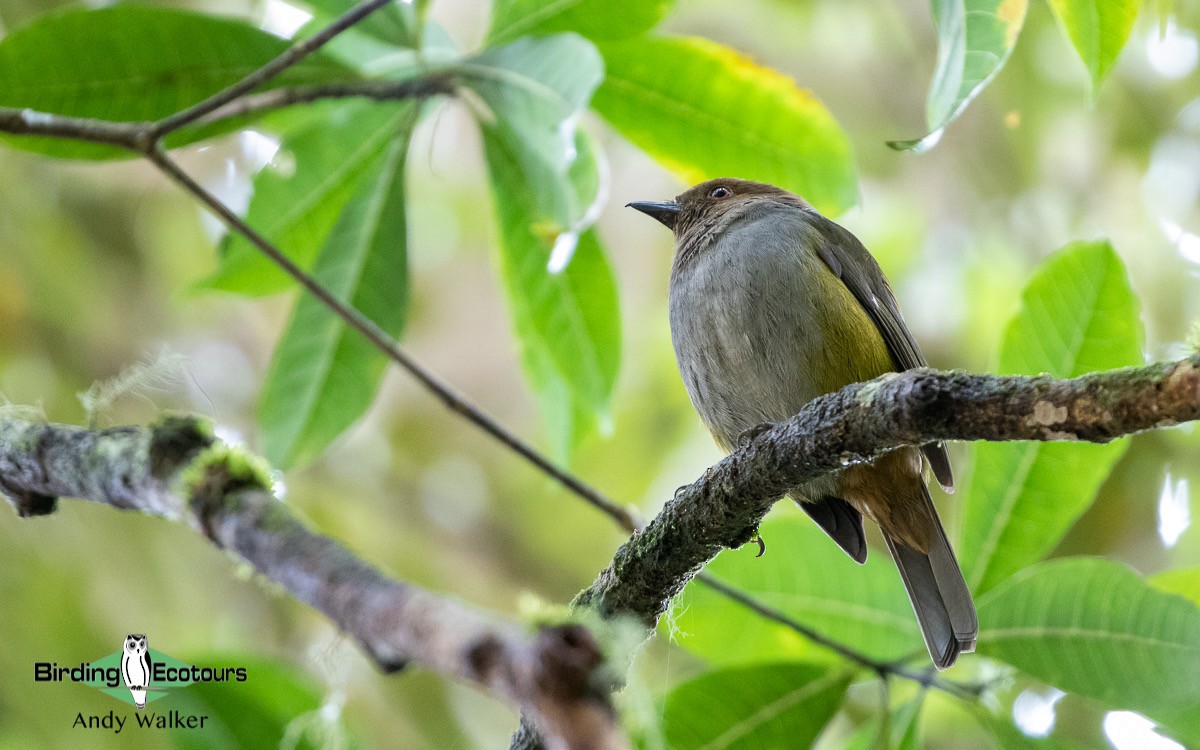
[0,108,144,150]
[150,0,395,138]
[0,413,626,750]
[194,77,457,127]
[142,146,641,534]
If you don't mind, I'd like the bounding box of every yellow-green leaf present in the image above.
[1047,0,1142,92]
[977,558,1200,743]
[593,36,857,216]
[962,241,1144,595]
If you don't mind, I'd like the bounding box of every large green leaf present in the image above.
[483,131,620,459]
[673,516,923,665]
[456,33,604,231]
[962,241,1143,595]
[593,36,857,216]
[0,6,344,159]
[259,107,416,469]
[201,102,407,296]
[487,0,673,45]
[1046,0,1141,92]
[890,0,1029,152]
[660,663,850,750]
[977,558,1200,742]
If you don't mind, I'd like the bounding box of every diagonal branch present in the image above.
[0,413,626,750]
[575,358,1200,624]
[510,356,1200,749]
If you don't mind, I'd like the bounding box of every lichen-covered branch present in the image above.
[509,355,1200,750]
[576,355,1200,625]
[0,414,625,750]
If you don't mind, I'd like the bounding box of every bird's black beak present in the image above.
[626,200,680,230]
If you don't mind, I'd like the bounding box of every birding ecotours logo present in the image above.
[34,634,248,708]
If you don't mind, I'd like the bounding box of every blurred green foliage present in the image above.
[1,0,1199,747]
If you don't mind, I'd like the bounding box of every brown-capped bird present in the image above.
[629,178,976,669]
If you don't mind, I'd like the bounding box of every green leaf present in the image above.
[977,558,1200,731]
[1046,0,1142,92]
[843,696,923,750]
[1150,567,1200,606]
[593,36,857,216]
[456,33,604,231]
[483,131,621,459]
[661,663,850,750]
[201,103,407,296]
[259,106,417,469]
[889,0,1029,152]
[0,6,344,159]
[961,241,1144,594]
[487,0,673,45]
[673,516,923,665]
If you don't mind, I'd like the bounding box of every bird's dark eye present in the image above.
[709,186,732,199]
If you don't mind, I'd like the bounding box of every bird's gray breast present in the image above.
[668,207,831,449]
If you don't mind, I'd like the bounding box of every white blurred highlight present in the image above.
[1012,688,1064,737]
[1104,711,1184,750]
[1161,219,1200,266]
[1147,21,1199,80]
[261,0,313,38]
[1158,473,1191,548]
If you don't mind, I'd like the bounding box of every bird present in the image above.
[121,634,151,709]
[628,178,976,669]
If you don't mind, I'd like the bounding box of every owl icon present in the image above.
[120,634,152,710]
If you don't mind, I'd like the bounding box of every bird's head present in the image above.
[626,178,810,239]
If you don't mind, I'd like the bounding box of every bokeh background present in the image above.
[1,0,1199,747]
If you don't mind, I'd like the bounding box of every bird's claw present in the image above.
[737,422,775,449]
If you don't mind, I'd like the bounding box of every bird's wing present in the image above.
[808,212,954,492]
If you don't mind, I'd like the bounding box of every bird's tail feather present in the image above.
[884,487,977,670]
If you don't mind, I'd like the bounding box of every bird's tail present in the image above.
[884,486,977,670]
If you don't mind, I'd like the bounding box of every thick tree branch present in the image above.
[510,356,1200,750]
[576,357,1200,624]
[0,413,625,750]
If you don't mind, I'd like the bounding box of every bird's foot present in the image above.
[736,421,775,449]
[749,533,766,557]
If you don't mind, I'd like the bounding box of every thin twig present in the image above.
[695,573,982,700]
[194,77,456,128]
[0,108,143,149]
[149,0,395,139]
[144,146,641,533]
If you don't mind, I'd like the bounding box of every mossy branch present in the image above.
[0,413,626,750]
[511,354,1200,750]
